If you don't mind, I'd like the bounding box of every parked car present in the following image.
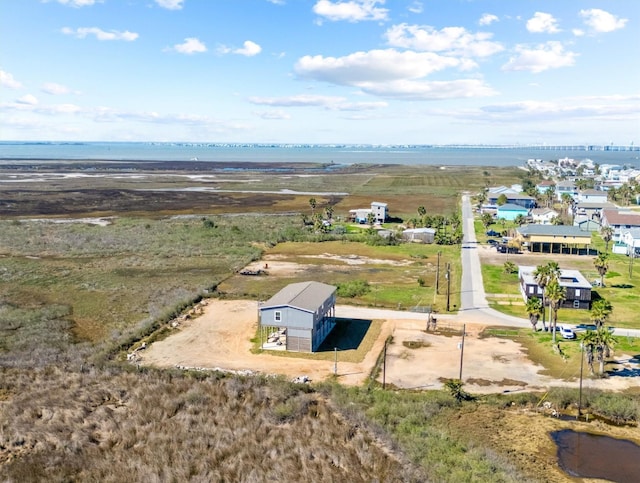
[559,326,576,339]
[487,239,499,245]
[574,324,614,333]
[486,230,501,237]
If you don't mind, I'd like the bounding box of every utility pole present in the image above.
[446,262,451,312]
[435,251,441,294]
[459,324,466,380]
[334,347,338,376]
[382,339,388,389]
[578,342,584,419]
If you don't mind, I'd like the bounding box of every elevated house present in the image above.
[518,265,591,310]
[555,180,578,201]
[535,180,555,195]
[577,189,608,204]
[496,203,529,221]
[601,209,640,242]
[487,192,537,209]
[516,224,592,254]
[259,281,336,353]
[349,201,388,224]
[531,207,558,225]
[620,228,640,257]
[573,201,615,221]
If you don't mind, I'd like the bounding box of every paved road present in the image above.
[340,194,640,338]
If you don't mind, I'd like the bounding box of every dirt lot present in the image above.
[140,299,640,393]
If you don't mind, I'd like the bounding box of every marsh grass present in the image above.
[0,367,426,482]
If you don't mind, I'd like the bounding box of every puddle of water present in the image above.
[552,429,640,482]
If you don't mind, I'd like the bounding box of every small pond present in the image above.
[552,429,640,482]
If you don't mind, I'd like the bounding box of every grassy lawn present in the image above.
[220,240,462,314]
[476,218,640,329]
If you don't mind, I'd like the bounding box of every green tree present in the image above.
[581,329,617,376]
[594,253,609,288]
[308,197,317,216]
[481,213,493,229]
[533,262,561,331]
[444,379,471,402]
[324,205,334,221]
[417,206,426,217]
[514,214,526,226]
[503,261,517,274]
[590,298,613,329]
[545,279,566,343]
[600,226,614,253]
[525,297,543,332]
[496,194,508,206]
[366,212,376,226]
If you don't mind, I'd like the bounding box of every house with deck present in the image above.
[518,265,591,310]
[516,224,592,254]
[601,209,640,242]
[259,281,336,353]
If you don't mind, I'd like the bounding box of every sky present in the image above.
[0,0,639,145]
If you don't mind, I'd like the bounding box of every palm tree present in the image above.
[590,298,613,329]
[545,279,566,343]
[594,253,609,288]
[583,328,617,376]
[308,198,317,216]
[324,205,334,221]
[514,214,526,226]
[533,264,551,330]
[481,213,493,230]
[600,226,614,253]
[581,330,597,375]
[561,192,573,218]
[417,206,426,217]
[525,297,543,332]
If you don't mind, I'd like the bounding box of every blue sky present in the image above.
[1,0,638,145]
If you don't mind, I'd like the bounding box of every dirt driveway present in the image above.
[140,299,640,393]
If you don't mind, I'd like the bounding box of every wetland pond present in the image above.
[552,429,640,482]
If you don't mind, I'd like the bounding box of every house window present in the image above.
[575,289,580,297]
[573,300,580,309]
[528,286,535,294]
[274,311,282,323]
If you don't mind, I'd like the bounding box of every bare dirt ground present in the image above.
[140,298,640,393]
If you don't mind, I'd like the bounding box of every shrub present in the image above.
[337,279,371,298]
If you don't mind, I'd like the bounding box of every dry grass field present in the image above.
[2,161,638,482]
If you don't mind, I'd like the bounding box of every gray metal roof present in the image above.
[518,224,591,237]
[519,265,591,289]
[261,281,336,313]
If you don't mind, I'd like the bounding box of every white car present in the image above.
[559,326,576,339]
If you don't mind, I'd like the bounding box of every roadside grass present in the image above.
[481,326,640,380]
[219,241,462,313]
[477,220,640,329]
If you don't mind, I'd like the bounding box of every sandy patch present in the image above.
[140,299,640,393]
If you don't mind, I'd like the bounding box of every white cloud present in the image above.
[155,0,184,9]
[248,94,387,110]
[47,0,102,7]
[295,49,467,85]
[502,42,577,73]
[478,13,498,26]
[41,82,71,95]
[255,110,291,120]
[385,24,503,58]
[217,41,262,56]
[408,2,422,14]
[234,41,262,57]
[579,9,627,33]
[266,0,285,5]
[526,12,560,34]
[169,38,207,54]
[61,27,139,41]
[16,94,38,105]
[0,69,23,89]
[359,79,496,100]
[313,0,388,23]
